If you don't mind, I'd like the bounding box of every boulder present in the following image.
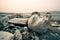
[2,16,9,27]
[28,15,48,34]
[0,31,14,40]
[14,29,22,40]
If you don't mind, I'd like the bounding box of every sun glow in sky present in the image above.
[0,0,60,13]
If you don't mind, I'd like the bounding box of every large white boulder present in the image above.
[28,15,48,34]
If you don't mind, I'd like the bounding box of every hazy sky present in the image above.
[0,0,60,13]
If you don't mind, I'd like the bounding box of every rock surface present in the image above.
[0,31,14,40]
